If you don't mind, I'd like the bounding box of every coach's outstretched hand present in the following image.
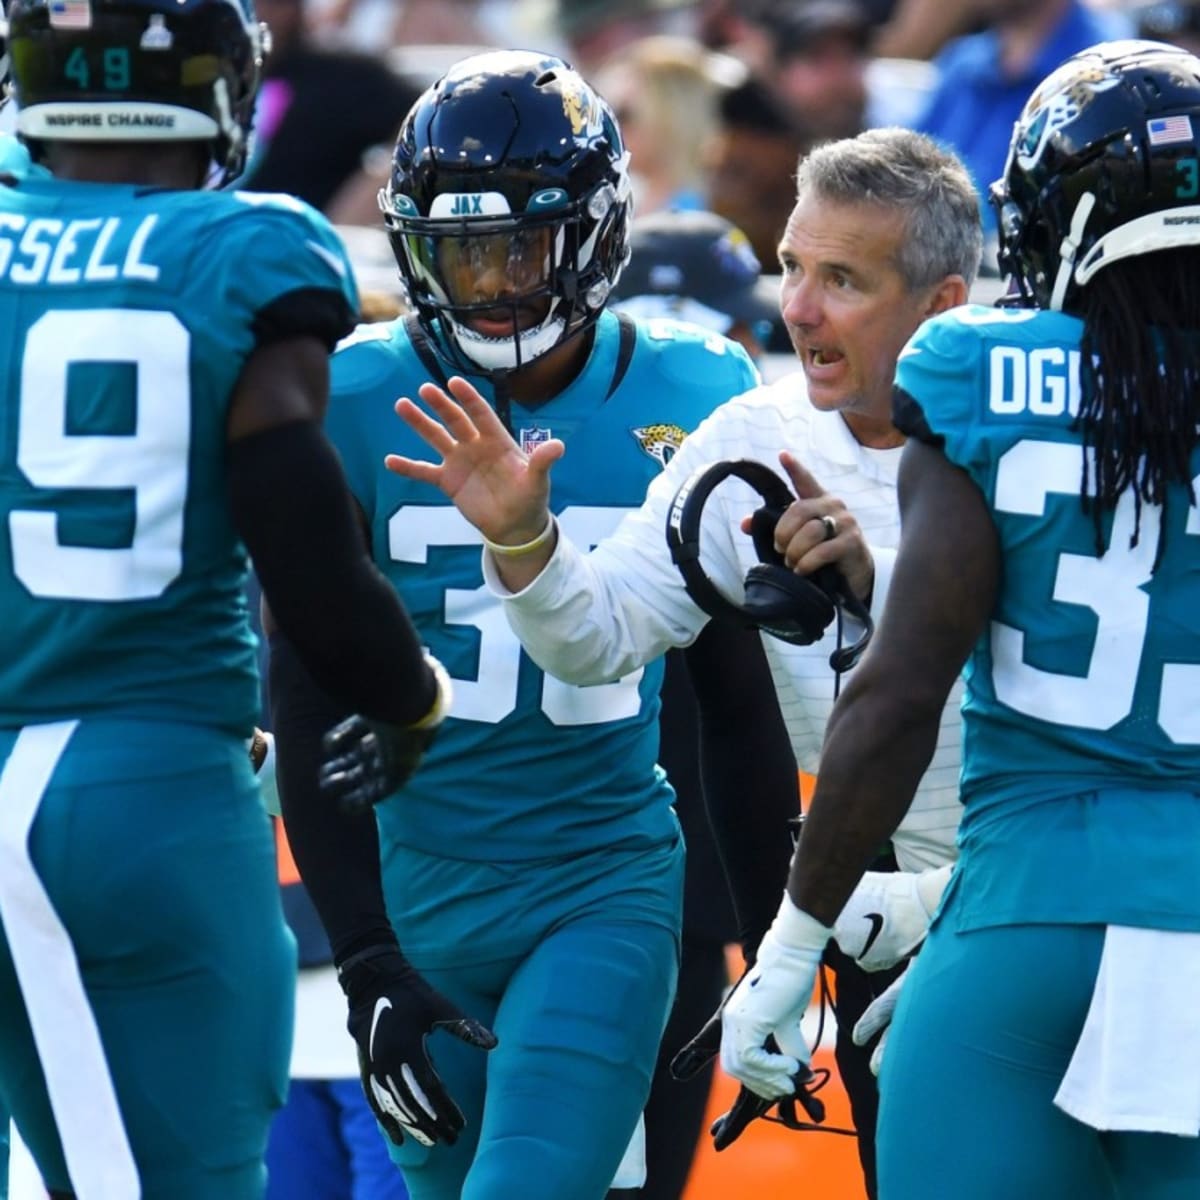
[338,943,497,1147]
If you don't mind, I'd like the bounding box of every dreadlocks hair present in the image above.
[1075,247,1200,565]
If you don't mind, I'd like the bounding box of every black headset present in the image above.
[665,458,873,673]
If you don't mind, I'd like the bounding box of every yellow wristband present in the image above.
[482,516,556,559]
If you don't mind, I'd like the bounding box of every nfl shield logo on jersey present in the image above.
[520,426,552,455]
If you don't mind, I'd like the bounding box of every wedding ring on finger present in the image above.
[819,514,838,542]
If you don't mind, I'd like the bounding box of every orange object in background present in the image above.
[689,790,865,1200]
[682,1050,867,1200]
[800,770,817,808]
[275,816,302,887]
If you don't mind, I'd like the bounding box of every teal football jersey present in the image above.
[328,311,760,860]
[897,305,1200,810]
[0,180,357,732]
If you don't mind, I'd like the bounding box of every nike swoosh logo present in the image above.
[306,238,348,279]
[858,912,885,960]
[370,996,392,1059]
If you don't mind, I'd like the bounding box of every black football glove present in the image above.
[320,716,437,812]
[338,944,497,1148]
[319,654,452,813]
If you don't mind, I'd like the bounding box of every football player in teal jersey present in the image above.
[0,2,453,1197]
[268,49,792,1200]
[717,39,1200,1200]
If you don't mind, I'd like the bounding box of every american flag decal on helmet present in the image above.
[50,0,93,28]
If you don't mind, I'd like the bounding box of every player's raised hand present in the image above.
[386,375,564,547]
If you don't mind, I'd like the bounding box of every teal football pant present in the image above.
[0,720,295,1199]
[877,915,1200,1199]
[384,837,683,1200]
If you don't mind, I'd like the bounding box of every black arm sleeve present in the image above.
[683,621,800,961]
[228,420,435,727]
[270,631,397,963]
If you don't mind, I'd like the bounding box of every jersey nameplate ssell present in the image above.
[0,214,159,284]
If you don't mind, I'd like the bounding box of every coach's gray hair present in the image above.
[795,127,983,290]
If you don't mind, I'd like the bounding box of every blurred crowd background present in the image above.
[235,0,1200,335]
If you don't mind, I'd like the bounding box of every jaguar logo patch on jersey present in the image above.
[632,424,688,468]
[520,426,552,455]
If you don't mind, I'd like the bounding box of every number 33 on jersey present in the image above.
[894,304,1200,807]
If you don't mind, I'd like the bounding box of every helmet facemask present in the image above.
[382,176,629,372]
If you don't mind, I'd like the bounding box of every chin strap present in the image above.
[403,314,450,387]
[1048,191,1096,312]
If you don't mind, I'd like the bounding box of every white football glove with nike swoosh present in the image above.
[832,864,952,972]
[720,896,833,1100]
[337,943,497,1147]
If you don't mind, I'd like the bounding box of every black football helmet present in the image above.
[379,49,633,373]
[8,0,267,186]
[992,39,1200,312]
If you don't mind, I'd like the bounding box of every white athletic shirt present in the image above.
[485,371,963,872]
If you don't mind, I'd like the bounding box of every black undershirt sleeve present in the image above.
[892,384,943,448]
[683,620,800,962]
[252,287,357,353]
[227,420,435,727]
[270,631,397,963]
